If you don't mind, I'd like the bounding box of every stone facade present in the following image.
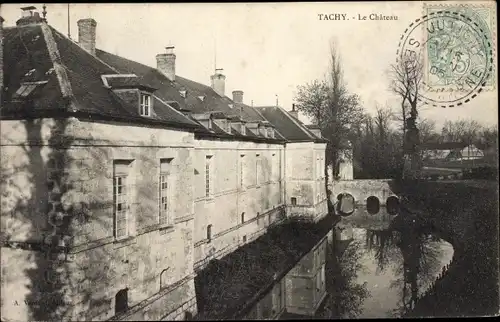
[192,139,286,270]
[0,117,328,321]
[0,118,197,321]
[285,142,328,222]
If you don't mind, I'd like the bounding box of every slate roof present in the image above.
[1,23,200,130]
[1,25,65,112]
[2,20,311,144]
[255,106,328,143]
[96,49,194,112]
[96,49,268,124]
[95,49,291,143]
[95,48,290,143]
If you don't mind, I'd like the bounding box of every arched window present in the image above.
[207,224,212,242]
[241,212,245,224]
[115,288,128,315]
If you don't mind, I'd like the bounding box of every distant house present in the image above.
[421,142,484,161]
[459,144,485,160]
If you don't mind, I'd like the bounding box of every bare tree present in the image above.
[441,120,468,143]
[294,41,364,176]
[374,104,394,144]
[392,102,410,139]
[390,52,424,121]
[417,118,438,146]
[389,53,424,179]
[441,119,482,145]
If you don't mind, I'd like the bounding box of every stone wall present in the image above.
[0,117,197,321]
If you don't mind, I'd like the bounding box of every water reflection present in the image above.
[317,208,454,319]
[316,237,370,319]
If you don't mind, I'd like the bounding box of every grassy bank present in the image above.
[397,180,499,317]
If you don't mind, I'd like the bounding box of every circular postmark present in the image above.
[396,10,493,107]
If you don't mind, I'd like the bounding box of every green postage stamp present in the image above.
[423,1,496,91]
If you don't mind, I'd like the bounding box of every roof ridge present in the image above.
[40,23,76,110]
[243,103,268,123]
[176,75,223,99]
[50,29,122,75]
[97,48,156,74]
[275,106,316,140]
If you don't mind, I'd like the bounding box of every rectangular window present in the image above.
[240,155,245,188]
[140,93,151,116]
[207,224,212,242]
[113,161,131,239]
[256,154,261,186]
[270,153,275,182]
[205,156,212,197]
[159,158,172,226]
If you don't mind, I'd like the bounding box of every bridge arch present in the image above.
[366,196,380,214]
[386,196,400,215]
[336,193,355,216]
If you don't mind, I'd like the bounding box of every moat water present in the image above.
[316,208,454,319]
[245,207,454,320]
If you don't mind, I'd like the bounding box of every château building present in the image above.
[1,7,329,321]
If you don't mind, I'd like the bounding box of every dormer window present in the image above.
[12,81,48,100]
[140,93,151,116]
[179,88,188,98]
[267,128,274,138]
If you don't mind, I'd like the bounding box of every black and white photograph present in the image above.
[0,2,498,320]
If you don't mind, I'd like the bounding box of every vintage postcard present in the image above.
[0,1,498,321]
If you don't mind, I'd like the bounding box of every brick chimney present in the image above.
[1,16,4,99]
[232,90,244,103]
[289,103,299,119]
[156,46,176,81]
[77,18,97,56]
[16,6,44,26]
[211,68,226,97]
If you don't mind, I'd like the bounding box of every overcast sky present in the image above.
[2,2,497,129]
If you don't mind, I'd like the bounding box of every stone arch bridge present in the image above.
[329,179,400,207]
